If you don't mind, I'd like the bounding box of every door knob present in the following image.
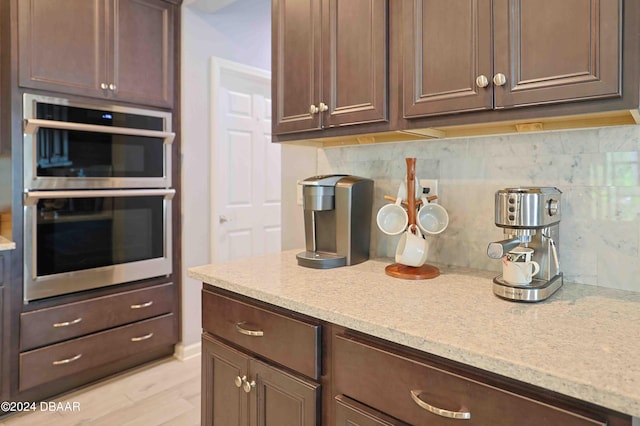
[219,215,230,224]
[242,378,256,393]
[475,75,489,88]
[234,375,246,388]
[493,73,507,86]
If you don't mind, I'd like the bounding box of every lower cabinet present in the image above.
[201,334,319,426]
[18,282,177,392]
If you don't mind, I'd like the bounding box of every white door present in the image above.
[210,58,281,263]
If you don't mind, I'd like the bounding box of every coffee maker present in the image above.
[487,187,563,302]
[296,175,373,269]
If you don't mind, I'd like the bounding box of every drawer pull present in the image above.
[130,332,154,342]
[52,353,82,366]
[410,390,471,420]
[235,322,264,337]
[130,301,154,309]
[52,317,82,328]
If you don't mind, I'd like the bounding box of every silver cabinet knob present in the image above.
[309,104,319,114]
[100,83,108,90]
[234,375,246,388]
[319,102,328,112]
[242,378,256,393]
[109,83,117,91]
[475,75,489,88]
[493,73,507,86]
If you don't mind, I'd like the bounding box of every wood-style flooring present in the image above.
[0,354,201,426]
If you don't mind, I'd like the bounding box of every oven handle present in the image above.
[24,188,176,206]
[23,118,175,144]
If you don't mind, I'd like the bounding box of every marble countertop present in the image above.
[0,235,16,251]
[189,249,640,418]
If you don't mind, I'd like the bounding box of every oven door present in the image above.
[23,94,174,189]
[23,189,174,302]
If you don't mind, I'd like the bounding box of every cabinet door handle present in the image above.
[410,390,471,420]
[319,102,328,112]
[234,375,246,388]
[130,301,154,309]
[493,73,507,87]
[52,353,82,366]
[52,317,82,328]
[242,377,256,393]
[130,332,154,342]
[475,75,489,88]
[235,322,264,337]
[100,83,108,90]
[109,83,117,91]
[309,104,319,114]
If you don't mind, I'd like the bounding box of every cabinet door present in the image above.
[493,0,621,108]
[403,0,493,117]
[250,358,319,426]
[111,0,174,108]
[272,0,322,135]
[201,334,249,426]
[322,0,388,127]
[18,0,108,98]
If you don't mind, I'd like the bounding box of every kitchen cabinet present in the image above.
[18,0,174,108]
[403,0,622,118]
[201,288,321,426]
[272,0,388,135]
[18,282,177,392]
[333,331,630,426]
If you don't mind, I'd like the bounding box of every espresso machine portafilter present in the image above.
[487,187,563,302]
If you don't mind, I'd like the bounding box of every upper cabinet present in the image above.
[272,0,388,135]
[18,0,174,108]
[403,0,622,118]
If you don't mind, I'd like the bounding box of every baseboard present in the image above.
[174,341,202,360]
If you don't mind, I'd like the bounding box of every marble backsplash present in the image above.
[316,125,640,292]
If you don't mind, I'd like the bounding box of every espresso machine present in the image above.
[487,187,563,302]
[296,175,373,269]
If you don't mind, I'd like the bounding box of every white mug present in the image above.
[395,225,429,267]
[397,177,424,201]
[376,197,408,235]
[502,259,540,285]
[417,198,449,235]
[507,246,535,263]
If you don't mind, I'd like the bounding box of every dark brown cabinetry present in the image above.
[201,288,321,426]
[403,0,622,118]
[18,0,174,108]
[18,282,177,392]
[272,0,388,135]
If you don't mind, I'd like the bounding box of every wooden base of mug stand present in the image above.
[385,263,440,280]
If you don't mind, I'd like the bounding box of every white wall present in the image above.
[181,1,272,347]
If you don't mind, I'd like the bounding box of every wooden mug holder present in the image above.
[384,158,440,280]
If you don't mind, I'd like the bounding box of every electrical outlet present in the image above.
[419,179,438,201]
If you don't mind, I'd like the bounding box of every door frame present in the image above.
[209,57,272,263]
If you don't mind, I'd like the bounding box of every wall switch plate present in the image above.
[419,179,438,201]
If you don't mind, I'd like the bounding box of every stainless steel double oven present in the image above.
[23,94,175,302]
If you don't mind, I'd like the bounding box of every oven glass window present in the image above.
[35,103,165,178]
[36,196,165,276]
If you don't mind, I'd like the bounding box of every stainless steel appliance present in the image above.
[22,94,175,302]
[297,175,373,269]
[487,187,562,302]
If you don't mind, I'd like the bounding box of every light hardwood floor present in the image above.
[0,354,201,426]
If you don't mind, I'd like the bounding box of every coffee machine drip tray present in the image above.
[296,251,347,269]
[492,273,563,302]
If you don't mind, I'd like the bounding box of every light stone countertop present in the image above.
[189,249,640,418]
[0,235,16,251]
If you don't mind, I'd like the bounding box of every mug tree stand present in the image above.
[384,158,440,280]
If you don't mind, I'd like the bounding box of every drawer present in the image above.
[202,289,320,380]
[335,395,410,426]
[21,282,174,351]
[20,313,175,391]
[333,334,608,426]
